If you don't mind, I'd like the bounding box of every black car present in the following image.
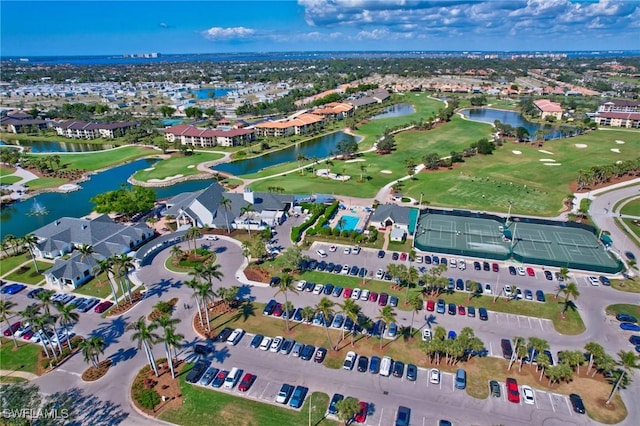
[616,313,638,323]
[185,361,208,383]
[270,276,282,287]
[349,265,359,276]
[489,380,501,397]
[432,256,439,265]
[448,303,456,315]
[300,344,315,360]
[543,350,555,366]
[326,262,335,273]
[215,327,233,342]
[194,343,214,356]
[308,259,318,270]
[406,364,417,381]
[27,288,44,299]
[479,307,488,321]
[323,284,334,295]
[544,270,553,281]
[314,347,327,363]
[629,335,640,345]
[377,250,385,259]
[535,290,546,302]
[483,261,490,271]
[328,393,344,415]
[625,251,636,261]
[333,264,342,274]
[357,356,369,372]
[358,267,367,278]
[317,261,327,272]
[369,356,381,374]
[424,255,431,264]
[392,361,405,378]
[474,261,481,271]
[569,393,586,414]
[299,259,309,270]
[392,252,399,261]
[263,299,277,315]
[467,306,476,317]
[599,276,611,286]
[508,265,517,275]
[250,334,264,348]
[395,406,411,426]
[501,339,513,359]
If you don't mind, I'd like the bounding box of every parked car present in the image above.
[328,393,344,415]
[422,328,432,341]
[259,336,272,351]
[291,342,303,357]
[289,385,308,409]
[211,370,229,388]
[27,288,44,299]
[3,321,21,337]
[1,284,26,295]
[227,328,244,345]
[448,303,456,315]
[536,290,546,302]
[276,383,294,404]
[630,335,640,345]
[425,299,435,311]
[343,351,357,370]
[489,380,501,397]
[389,296,398,307]
[395,406,411,426]
[392,252,399,261]
[343,288,353,299]
[457,305,466,315]
[430,368,440,384]
[522,385,535,405]
[269,276,282,287]
[332,286,343,297]
[436,299,446,314]
[616,313,638,323]
[467,306,476,318]
[199,366,219,386]
[516,266,526,276]
[526,267,535,277]
[524,289,533,300]
[377,250,385,258]
[314,347,327,363]
[503,285,512,297]
[587,276,600,286]
[544,270,553,280]
[369,356,381,374]
[479,307,488,321]
[94,301,113,313]
[569,393,586,414]
[357,356,369,373]
[355,401,368,424]
[599,276,611,286]
[392,361,405,378]
[501,339,513,359]
[250,334,264,349]
[269,336,284,352]
[506,378,520,403]
[238,373,256,392]
[406,364,417,381]
[300,344,315,361]
[185,361,208,384]
[263,299,277,315]
[621,323,640,332]
[509,265,517,275]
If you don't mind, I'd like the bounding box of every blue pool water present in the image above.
[336,215,360,231]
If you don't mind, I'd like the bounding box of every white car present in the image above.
[296,280,307,291]
[204,235,219,241]
[522,385,535,405]
[422,329,432,341]
[259,336,272,351]
[351,288,361,300]
[341,264,350,274]
[504,285,513,297]
[429,368,441,384]
[375,269,384,279]
[449,259,457,268]
[226,328,244,345]
[352,245,361,255]
[269,336,283,352]
[329,245,337,252]
[360,289,370,301]
[14,323,31,338]
[316,249,328,258]
[484,283,492,294]
[516,266,526,276]
[313,284,324,295]
[458,259,466,270]
[587,276,600,286]
[343,351,357,370]
[344,246,352,255]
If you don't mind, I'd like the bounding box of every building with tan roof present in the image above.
[163,124,255,147]
[533,99,563,120]
[254,113,324,137]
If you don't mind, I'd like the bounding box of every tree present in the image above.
[407,294,422,337]
[336,397,360,424]
[301,306,315,326]
[274,273,298,332]
[97,258,119,306]
[560,350,585,375]
[128,316,160,376]
[359,163,368,182]
[240,205,256,236]
[606,350,639,405]
[184,227,201,253]
[336,139,358,158]
[339,298,361,346]
[315,297,336,350]
[585,342,605,376]
[79,336,106,368]
[37,289,55,316]
[184,279,205,327]
[508,336,525,371]
[197,282,217,331]
[559,282,580,317]
[115,254,135,303]
[376,305,397,350]
[280,246,303,273]
[219,197,233,233]
[153,314,183,379]
[376,134,395,154]
[21,233,40,273]
[55,302,79,350]
[536,353,551,381]
[91,185,156,216]
[0,300,19,348]
[159,105,176,117]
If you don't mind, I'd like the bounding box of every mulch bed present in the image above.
[148,298,179,321]
[244,267,270,283]
[81,359,112,382]
[192,301,231,339]
[131,360,184,416]
[568,174,639,194]
[38,336,84,375]
[106,290,145,317]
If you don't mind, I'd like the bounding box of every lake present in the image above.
[370,103,415,120]
[0,159,213,239]
[0,139,115,153]
[213,131,358,176]
[460,108,574,139]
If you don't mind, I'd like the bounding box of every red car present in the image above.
[22,330,34,340]
[272,303,283,317]
[458,305,466,316]
[400,252,408,261]
[343,288,353,299]
[238,373,256,392]
[354,401,368,423]
[506,378,520,403]
[94,300,114,314]
[368,292,378,303]
[3,321,20,337]
[526,267,535,277]
[426,300,435,311]
[378,293,388,306]
[492,263,499,272]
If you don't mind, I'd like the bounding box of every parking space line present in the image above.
[564,396,573,416]
[548,393,555,412]
[489,342,493,357]
[378,407,384,426]
[259,382,271,400]
[538,319,544,330]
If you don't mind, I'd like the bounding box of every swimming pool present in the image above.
[336,215,360,231]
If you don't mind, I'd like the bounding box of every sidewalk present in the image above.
[0,369,39,381]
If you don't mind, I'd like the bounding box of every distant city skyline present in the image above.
[2,0,639,57]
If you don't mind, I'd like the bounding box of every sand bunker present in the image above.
[538,150,554,155]
[143,167,155,171]
[316,168,350,181]
[544,163,562,166]
[610,148,620,153]
[380,170,393,174]
[617,160,623,164]
[539,159,556,162]
[512,150,522,155]
[616,140,625,144]
[345,159,366,163]
[148,174,184,183]
[575,144,588,148]
[187,165,195,168]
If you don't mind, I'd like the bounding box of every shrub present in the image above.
[134,388,161,411]
[332,228,341,237]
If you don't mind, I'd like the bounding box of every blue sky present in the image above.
[1,0,639,56]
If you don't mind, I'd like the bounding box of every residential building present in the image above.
[0,111,49,134]
[254,113,324,138]
[533,99,563,120]
[597,100,640,113]
[53,120,138,139]
[594,111,640,129]
[163,124,255,147]
[312,102,354,120]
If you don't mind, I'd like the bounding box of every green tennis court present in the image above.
[413,210,622,273]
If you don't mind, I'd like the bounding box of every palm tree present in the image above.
[359,163,367,182]
[79,336,106,368]
[0,300,19,348]
[97,258,119,306]
[197,282,217,331]
[585,342,605,376]
[536,353,551,381]
[37,290,54,316]
[508,336,525,370]
[240,205,256,236]
[560,282,580,317]
[315,297,336,350]
[336,397,360,425]
[557,267,570,283]
[404,266,419,303]
[55,302,79,350]
[31,314,55,360]
[184,279,205,327]
[339,299,361,345]
[274,273,298,332]
[219,197,233,233]
[407,294,423,337]
[170,244,183,261]
[21,233,40,273]
[21,304,50,358]
[115,254,135,303]
[200,262,224,287]
[77,244,94,262]
[606,350,639,405]
[301,306,315,326]
[376,306,397,350]
[336,217,346,233]
[184,226,201,254]
[128,316,160,376]
[153,314,182,379]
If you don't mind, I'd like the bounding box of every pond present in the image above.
[460,108,575,140]
[370,103,415,120]
[0,139,115,153]
[0,159,213,239]
[191,88,234,100]
[212,131,358,176]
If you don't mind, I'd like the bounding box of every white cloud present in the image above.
[201,27,256,40]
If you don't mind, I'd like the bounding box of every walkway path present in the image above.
[0,369,40,380]
[1,166,39,200]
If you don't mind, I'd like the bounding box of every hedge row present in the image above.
[291,204,327,242]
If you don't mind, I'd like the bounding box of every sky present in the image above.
[1,0,639,56]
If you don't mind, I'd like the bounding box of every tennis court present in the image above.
[413,210,622,273]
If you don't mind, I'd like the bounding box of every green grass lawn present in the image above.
[0,338,41,374]
[387,240,414,253]
[0,253,32,276]
[73,273,124,300]
[132,152,224,182]
[27,145,156,171]
[160,372,335,426]
[0,175,21,185]
[4,261,52,285]
[620,198,640,217]
[0,165,16,177]
[611,278,640,293]
[24,177,67,191]
[621,218,640,242]
[605,304,640,318]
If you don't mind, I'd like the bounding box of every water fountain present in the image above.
[28,198,48,216]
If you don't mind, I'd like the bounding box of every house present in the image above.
[390,226,407,242]
[163,124,255,147]
[254,113,324,138]
[32,215,155,289]
[53,120,138,139]
[533,99,563,120]
[370,204,415,234]
[0,111,49,134]
[163,183,292,231]
[312,102,354,120]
